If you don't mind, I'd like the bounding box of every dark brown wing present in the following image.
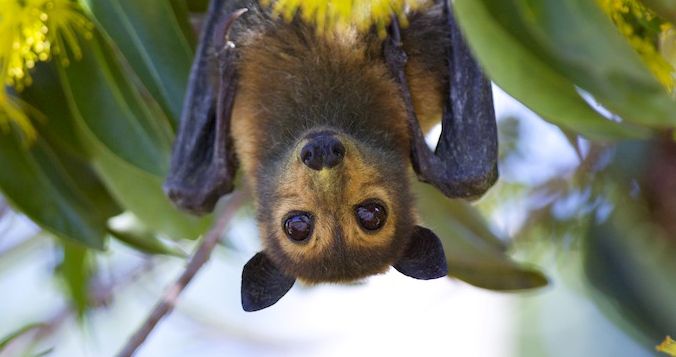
[164,0,245,215]
[387,0,498,200]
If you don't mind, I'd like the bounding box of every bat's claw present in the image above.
[212,8,248,50]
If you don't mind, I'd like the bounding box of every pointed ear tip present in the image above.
[240,286,293,312]
[241,289,257,311]
[241,301,256,312]
[240,252,296,312]
[429,266,449,280]
[393,263,448,280]
[424,260,449,280]
[392,225,449,280]
[241,298,268,312]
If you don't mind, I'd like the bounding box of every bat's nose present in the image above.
[300,134,345,170]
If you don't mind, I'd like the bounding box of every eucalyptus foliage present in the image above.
[0,0,675,353]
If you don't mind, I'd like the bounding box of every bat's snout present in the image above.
[299,133,345,170]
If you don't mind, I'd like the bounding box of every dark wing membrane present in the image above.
[164,0,242,215]
[387,0,498,200]
[435,0,498,198]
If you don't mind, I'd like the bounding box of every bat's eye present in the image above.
[284,213,314,242]
[355,201,387,232]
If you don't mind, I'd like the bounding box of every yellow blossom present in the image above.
[0,91,35,141]
[0,0,92,141]
[658,336,676,356]
[597,0,675,92]
[262,0,429,37]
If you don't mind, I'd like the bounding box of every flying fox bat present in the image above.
[164,0,498,311]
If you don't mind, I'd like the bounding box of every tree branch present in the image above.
[116,192,246,357]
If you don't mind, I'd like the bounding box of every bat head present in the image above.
[241,129,448,311]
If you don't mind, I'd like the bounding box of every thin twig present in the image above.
[116,192,246,357]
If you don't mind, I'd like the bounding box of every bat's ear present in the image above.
[241,252,296,312]
[393,226,448,280]
[164,1,247,215]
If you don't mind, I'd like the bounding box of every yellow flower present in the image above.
[43,0,94,66]
[658,336,676,356]
[262,0,429,37]
[0,91,35,141]
[0,0,92,141]
[597,0,675,93]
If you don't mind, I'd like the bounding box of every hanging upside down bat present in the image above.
[164,0,498,311]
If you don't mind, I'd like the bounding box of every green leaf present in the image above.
[415,182,548,290]
[19,64,85,159]
[513,0,676,128]
[75,133,210,240]
[110,228,187,256]
[59,31,174,177]
[19,64,122,220]
[168,0,197,50]
[108,212,188,256]
[185,0,209,13]
[0,128,108,249]
[0,323,45,351]
[50,32,209,239]
[85,136,211,239]
[58,240,91,315]
[454,0,650,141]
[585,204,676,342]
[33,348,55,357]
[86,0,195,128]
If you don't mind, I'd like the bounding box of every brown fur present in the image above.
[407,61,444,133]
[232,24,411,182]
[404,4,450,132]
[230,3,448,282]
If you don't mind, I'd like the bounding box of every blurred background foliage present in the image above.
[0,0,675,356]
